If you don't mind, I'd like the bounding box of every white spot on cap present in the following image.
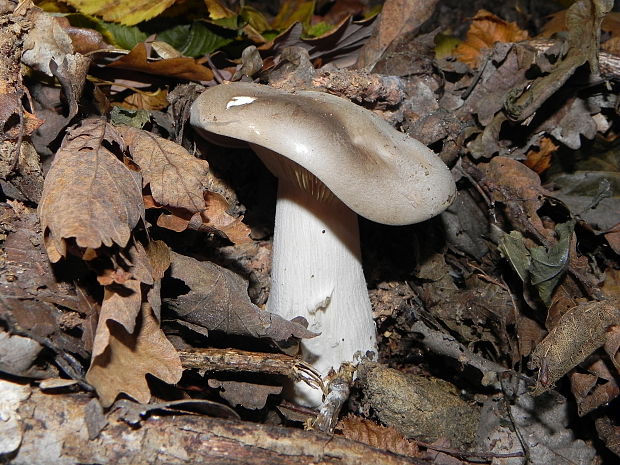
[226,96,256,109]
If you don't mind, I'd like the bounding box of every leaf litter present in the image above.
[3,0,620,463]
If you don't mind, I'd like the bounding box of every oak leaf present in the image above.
[38,118,144,262]
[455,9,529,68]
[118,125,210,213]
[86,303,183,407]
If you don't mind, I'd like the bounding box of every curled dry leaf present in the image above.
[86,303,183,407]
[166,252,317,342]
[38,118,144,262]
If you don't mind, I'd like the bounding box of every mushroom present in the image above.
[190,82,456,406]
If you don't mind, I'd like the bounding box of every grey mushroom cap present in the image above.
[190,82,456,225]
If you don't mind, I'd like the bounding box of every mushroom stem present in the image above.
[268,179,377,407]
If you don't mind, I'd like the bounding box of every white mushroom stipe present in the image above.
[190,82,456,407]
[269,179,376,405]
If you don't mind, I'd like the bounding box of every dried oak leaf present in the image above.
[86,303,183,407]
[455,9,529,68]
[479,157,554,243]
[530,300,620,395]
[336,414,422,458]
[38,118,144,262]
[91,279,142,359]
[166,252,316,342]
[118,125,209,213]
[525,136,559,174]
[107,43,214,82]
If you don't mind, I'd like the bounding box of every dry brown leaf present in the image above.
[91,279,142,359]
[107,43,214,82]
[38,118,144,262]
[571,359,620,416]
[455,9,529,68]
[542,10,620,38]
[155,191,251,244]
[337,414,422,458]
[166,252,316,342]
[207,379,283,409]
[479,157,554,243]
[355,0,438,70]
[118,125,209,213]
[525,136,559,174]
[121,89,169,111]
[530,301,620,395]
[86,303,183,407]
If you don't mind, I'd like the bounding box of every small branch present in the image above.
[179,348,324,392]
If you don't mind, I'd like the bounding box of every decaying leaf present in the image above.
[566,0,614,73]
[552,171,620,231]
[166,252,316,342]
[38,118,144,262]
[266,15,378,68]
[530,301,620,395]
[86,302,183,407]
[479,157,553,242]
[357,363,479,447]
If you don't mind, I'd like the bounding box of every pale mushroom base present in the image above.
[268,180,378,407]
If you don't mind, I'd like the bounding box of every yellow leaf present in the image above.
[64,0,176,26]
[204,0,236,19]
[271,0,315,31]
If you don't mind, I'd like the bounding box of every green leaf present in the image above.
[65,14,147,50]
[158,21,235,57]
[110,107,151,128]
[499,221,575,306]
[105,22,149,50]
[529,221,574,305]
[305,21,333,38]
[498,231,531,283]
[240,6,270,33]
